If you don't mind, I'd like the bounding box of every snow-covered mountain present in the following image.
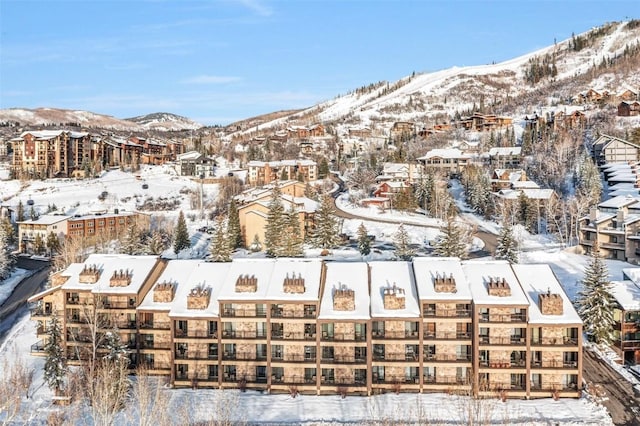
[125,112,203,131]
[225,20,640,138]
[0,108,202,132]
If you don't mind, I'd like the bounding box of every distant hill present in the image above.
[125,112,203,131]
[0,108,202,132]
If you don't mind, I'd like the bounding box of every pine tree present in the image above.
[209,216,232,262]
[103,329,129,363]
[311,195,341,249]
[46,231,60,256]
[357,222,371,256]
[0,224,14,279]
[147,230,167,255]
[16,201,24,222]
[577,244,616,345]
[283,209,304,257]
[227,199,243,249]
[34,233,45,255]
[173,211,190,255]
[495,224,519,263]
[43,314,67,395]
[0,218,15,245]
[393,224,415,261]
[264,186,286,257]
[29,205,39,221]
[249,234,262,252]
[121,223,144,255]
[434,216,467,258]
[318,158,330,179]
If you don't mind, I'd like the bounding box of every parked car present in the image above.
[142,183,149,189]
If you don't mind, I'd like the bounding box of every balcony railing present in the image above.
[31,308,53,318]
[222,308,267,318]
[139,341,170,350]
[373,375,421,384]
[479,314,527,323]
[371,330,419,339]
[270,332,316,341]
[115,320,137,330]
[423,331,471,340]
[30,341,45,353]
[478,336,526,345]
[424,354,472,362]
[423,309,472,318]
[271,354,316,363]
[320,332,367,342]
[66,297,80,305]
[270,309,317,319]
[531,337,578,346]
[530,360,578,369]
[174,329,217,339]
[423,375,468,385]
[139,321,170,330]
[373,352,418,362]
[222,374,268,384]
[221,330,267,339]
[322,355,367,364]
[175,351,218,360]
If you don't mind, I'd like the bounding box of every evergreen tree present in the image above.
[46,231,61,256]
[0,218,15,245]
[434,216,467,258]
[173,211,190,255]
[577,244,616,345]
[209,216,232,262]
[16,200,24,222]
[311,195,341,249]
[518,193,538,233]
[227,199,243,249]
[393,224,415,261]
[34,233,45,255]
[494,224,519,263]
[29,205,39,221]
[318,158,330,179]
[121,223,144,255]
[147,230,167,255]
[357,222,371,256]
[264,186,287,257]
[249,234,262,252]
[103,329,129,363]
[283,209,304,257]
[0,224,14,279]
[43,314,67,395]
[393,190,417,212]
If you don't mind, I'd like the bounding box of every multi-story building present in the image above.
[10,130,92,178]
[17,211,148,253]
[417,148,472,177]
[247,160,317,186]
[610,268,640,365]
[578,195,640,262]
[28,256,582,399]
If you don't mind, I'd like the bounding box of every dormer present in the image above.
[153,281,176,303]
[187,285,211,310]
[79,264,100,284]
[236,274,257,293]
[333,284,355,311]
[538,289,563,315]
[383,283,405,310]
[283,272,305,294]
[487,277,511,297]
[110,269,132,287]
[434,272,457,293]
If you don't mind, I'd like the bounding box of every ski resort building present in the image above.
[28,255,582,399]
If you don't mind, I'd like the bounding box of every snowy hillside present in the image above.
[0,108,202,132]
[225,20,640,138]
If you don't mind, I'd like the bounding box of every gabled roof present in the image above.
[417,148,469,160]
[610,280,640,311]
[319,262,370,320]
[17,215,71,225]
[488,146,521,157]
[412,257,472,301]
[369,261,420,318]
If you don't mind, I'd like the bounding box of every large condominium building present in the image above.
[247,160,317,186]
[29,255,582,399]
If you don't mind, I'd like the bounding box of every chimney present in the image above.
[187,285,211,310]
[487,277,511,297]
[538,289,564,315]
[434,272,457,293]
[589,207,599,222]
[333,284,355,311]
[617,208,626,225]
[153,281,176,303]
[79,264,101,284]
[283,272,305,294]
[110,269,132,287]
[235,274,258,293]
[383,283,406,310]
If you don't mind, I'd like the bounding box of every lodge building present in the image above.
[29,255,582,399]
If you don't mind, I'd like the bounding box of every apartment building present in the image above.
[29,256,582,399]
[417,148,472,177]
[247,160,317,186]
[610,268,640,365]
[17,214,70,253]
[579,195,640,262]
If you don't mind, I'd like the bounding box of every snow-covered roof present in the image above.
[17,214,70,225]
[177,150,203,161]
[417,148,470,160]
[610,280,640,311]
[138,259,201,312]
[511,180,540,189]
[247,159,316,167]
[264,258,323,301]
[369,261,420,318]
[217,259,275,301]
[412,257,472,301]
[598,195,640,209]
[511,264,582,324]
[520,188,555,200]
[319,262,370,320]
[488,146,521,156]
[169,261,233,318]
[461,260,529,306]
[60,254,159,294]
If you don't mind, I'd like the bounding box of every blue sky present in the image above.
[0,1,637,125]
